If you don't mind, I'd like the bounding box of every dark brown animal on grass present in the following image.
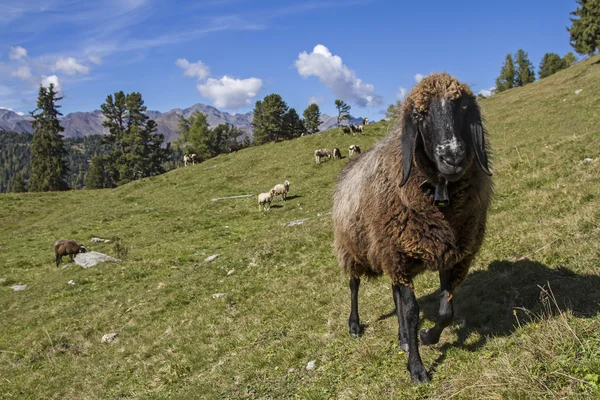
[341,125,352,134]
[332,148,342,159]
[332,73,492,383]
[54,240,87,267]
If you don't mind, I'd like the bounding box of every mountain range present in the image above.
[0,104,362,142]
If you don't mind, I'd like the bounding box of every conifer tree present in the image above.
[568,0,600,56]
[29,83,69,192]
[495,54,516,92]
[539,53,568,79]
[303,103,321,134]
[252,94,289,144]
[563,52,578,66]
[515,49,535,86]
[12,173,27,192]
[334,99,351,127]
[100,91,169,185]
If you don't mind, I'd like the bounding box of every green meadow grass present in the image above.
[1,56,599,399]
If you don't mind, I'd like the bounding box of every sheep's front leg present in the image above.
[395,283,429,383]
[348,276,361,337]
[69,254,74,263]
[392,285,409,352]
[56,254,61,267]
[420,270,454,345]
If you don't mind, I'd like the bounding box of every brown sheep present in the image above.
[54,239,87,267]
[332,73,492,383]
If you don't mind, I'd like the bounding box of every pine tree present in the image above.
[85,156,109,189]
[175,111,211,160]
[539,53,568,79]
[334,99,351,127]
[283,108,306,139]
[515,49,535,86]
[568,0,600,56]
[100,91,170,185]
[29,83,69,192]
[563,52,578,66]
[252,94,289,144]
[385,99,403,122]
[495,54,516,92]
[12,173,27,192]
[302,103,321,134]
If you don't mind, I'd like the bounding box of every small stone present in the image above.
[91,237,104,243]
[288,368,296,374]
[227,269,235,276]
[212,293,225,299]
[583,158,594,163]
[101,333,118,343]
[11,284,27,291]
[68,280,75,285]
[224,226,229,229]
[575,89,582,95]
[306,360,316,370]
[204,254,221,263]
[75,251,121,268]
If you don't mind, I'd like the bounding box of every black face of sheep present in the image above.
[79,246,87,254]
[400,95,491,186]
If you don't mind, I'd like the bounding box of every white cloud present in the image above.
[396,87,407,101]
[308,96,323,105]
[53,57,89,75]
[88,55,102,64]
[414,73,425,83]
[294,44,382,107]
[40,75,61,91]
[11,65,32,80]
[9,46,27,60]
[196,75,263,109]
[176,58,210,80]
[478,87,495,97]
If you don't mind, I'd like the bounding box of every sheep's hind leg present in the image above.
[348,276,361,337]
[420,270,454,346]
[395,283,429,383]
[392,285,409,352]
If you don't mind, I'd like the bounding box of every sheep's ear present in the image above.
[400,115,418,187]
[469,122,492,176]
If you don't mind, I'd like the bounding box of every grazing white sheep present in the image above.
[272,180,291,202]
[314,149,332,164]
[258,189,276,211]
[184,153,198,167]
[348,145,361,158]
[356,124,364,134]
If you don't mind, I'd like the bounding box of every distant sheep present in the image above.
[184,153,198,167]
[342,125,352,134]
[332,73,493,383]
[314,149,332,164]
[272,180,291,202]
[54,239,86,267]
[333,148,342,159]
[362,118,369,126]
[356,124,364,134]
[258,189,276,211]
[348,145,361,158]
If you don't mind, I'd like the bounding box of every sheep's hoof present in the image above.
[419,328,440,345]
[400,342,409,352]
[409,364,430,383]
[349,322,361,337]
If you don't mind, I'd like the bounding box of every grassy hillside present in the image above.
[1,56,599,399]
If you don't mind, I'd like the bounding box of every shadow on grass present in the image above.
[375,259,600,375]
[285,195,302,201]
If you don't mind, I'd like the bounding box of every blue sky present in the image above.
[0,0,577,120]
